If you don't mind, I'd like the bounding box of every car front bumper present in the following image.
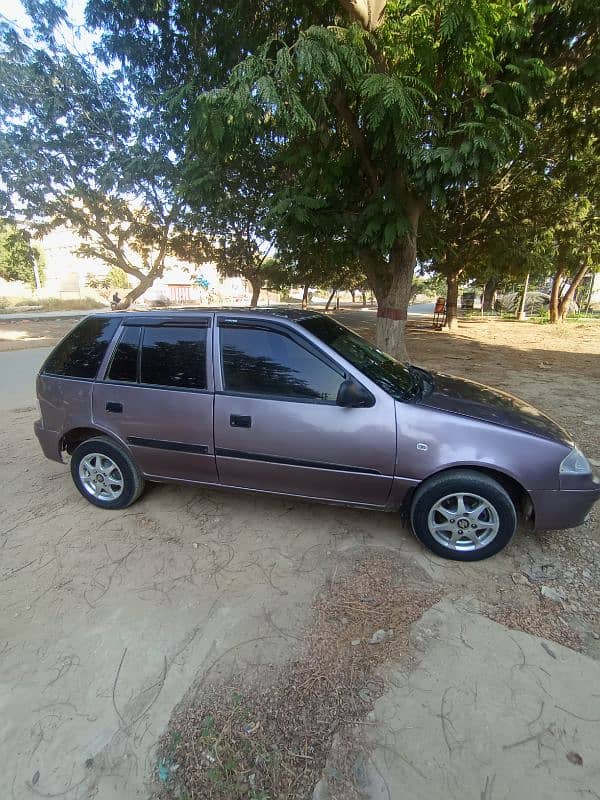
[34,420,63,463]
[530,477,600,531]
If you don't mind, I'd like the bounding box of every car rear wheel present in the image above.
[70,436,144,509]
[410,470,517,561]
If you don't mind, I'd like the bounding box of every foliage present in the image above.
[87,0,557,358]
[0,8,207,307]
[0,222,44,288]
[423,0,599,324]
[86,267,130,292]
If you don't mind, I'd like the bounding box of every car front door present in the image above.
[92,318,218,484]
[213,317,396,506]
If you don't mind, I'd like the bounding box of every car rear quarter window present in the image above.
[106,326,141,383]
[42,316,120,379]
[140,326,207,390]
[220,326,342,402]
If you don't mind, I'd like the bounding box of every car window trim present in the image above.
[104,325,142,383]
[214,389,339,406]
[217,318,349,404]
[100,378,213,395]
[122,318,211,328]
[99,322,210,390]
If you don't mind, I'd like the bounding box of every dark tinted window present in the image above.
[221,326,342,402]
[107,326,141,383]
[42,317,120,379]
[141,327,207,389]
[299,316,419,400]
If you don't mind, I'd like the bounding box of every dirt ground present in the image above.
[0,309,599,799]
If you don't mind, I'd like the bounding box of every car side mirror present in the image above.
[336,378,373,408]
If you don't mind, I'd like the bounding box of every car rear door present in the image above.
[213,316,396,506]
[92,316,218,484]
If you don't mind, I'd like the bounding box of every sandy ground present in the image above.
[0,309,599,799]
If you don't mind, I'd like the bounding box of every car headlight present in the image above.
[559,447,592,476]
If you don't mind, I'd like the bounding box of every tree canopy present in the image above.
[0,8,207,306]
[0,222,44,288]
[87,0,561,358]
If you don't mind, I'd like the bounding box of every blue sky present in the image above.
[0,0,94,51]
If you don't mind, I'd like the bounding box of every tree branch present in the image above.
[333,91,380,194]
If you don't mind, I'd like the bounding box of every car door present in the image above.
[92,318,218,484]
[213,316,396,506]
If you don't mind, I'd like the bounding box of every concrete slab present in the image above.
[354,600,600,800]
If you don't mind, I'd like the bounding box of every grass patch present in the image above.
[155,553,440,800]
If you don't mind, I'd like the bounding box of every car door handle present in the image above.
[106,401,123,413]
[230,414,251,428]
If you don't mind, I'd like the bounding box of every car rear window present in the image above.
[42,316,120,379]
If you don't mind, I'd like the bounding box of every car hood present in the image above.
[417,370,573,445]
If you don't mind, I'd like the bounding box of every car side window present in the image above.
[220,326,343,402]
[106,326,141,383]
[141,326,207,390]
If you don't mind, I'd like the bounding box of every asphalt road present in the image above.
[0,347,51,412]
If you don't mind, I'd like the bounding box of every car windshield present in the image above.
[299,315,422,400]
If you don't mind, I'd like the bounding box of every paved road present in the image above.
[0,347,51,412]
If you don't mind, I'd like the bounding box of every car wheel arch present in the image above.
[410,465,533,523]
[61,426,129,456]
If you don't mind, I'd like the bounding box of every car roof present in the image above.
[91,307,325,324]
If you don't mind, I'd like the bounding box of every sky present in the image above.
[0,0,94,52]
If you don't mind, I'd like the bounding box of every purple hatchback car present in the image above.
[34,309,599,561]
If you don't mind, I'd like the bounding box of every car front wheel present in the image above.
[70,436,145,509]
[410,470,517,561]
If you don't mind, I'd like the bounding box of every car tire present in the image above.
[70,436,145,510]
[410,470,517,561]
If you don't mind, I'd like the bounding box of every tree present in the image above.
[423,163,555,328]
[86,267,130,293]
[439,0,600,326]
[0,222,44,288]
[0,11,207,308]
[191,2,556,358]
[86,0,552,360]
[186,131,278,308]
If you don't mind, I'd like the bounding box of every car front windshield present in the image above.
[299,315,419,400]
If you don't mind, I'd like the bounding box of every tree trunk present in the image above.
[361,291,367,306]
[301,283,309,310]
[249,279,261,308]
[373,241,416,362]
[584,272,596,313]
[444,270,461,331]
[325,287,337,311]
[549,268,564,323]
[120,269,163,308]
[350,289,356,303]
[482,277,499,312]
[517,272,530,321]
[557,263,590,320]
